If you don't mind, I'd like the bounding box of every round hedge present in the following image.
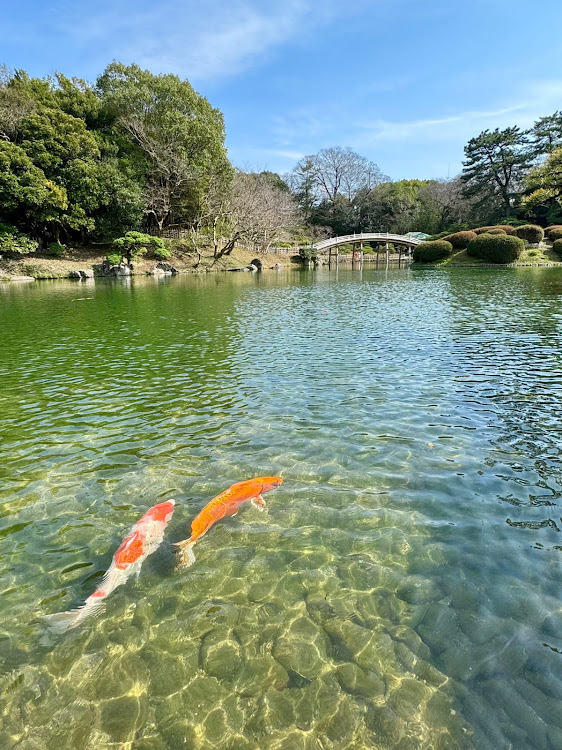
[466,234,524,263]
[473,226,496,235]
[516,224,544,244]
[485,228,507,235]
[442,230,477,249]
[553,238,562,256]
[493,224,517,236]
[413,240,453,263]
[546,226,562,241]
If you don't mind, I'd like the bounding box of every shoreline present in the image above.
[0,245,293,281]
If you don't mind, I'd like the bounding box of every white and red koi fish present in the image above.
[175,477,282,568]
[44,499,175,633]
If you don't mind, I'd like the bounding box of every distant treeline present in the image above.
[1,61,562,252]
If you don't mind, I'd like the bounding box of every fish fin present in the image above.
[42,600,105,634]
[174,539,196,568]
[251,495,266,512]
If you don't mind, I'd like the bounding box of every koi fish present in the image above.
[44,499,175,633]
[175,477,282,568]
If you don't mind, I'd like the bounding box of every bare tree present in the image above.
[208,171,299,261]
[418,178,474,231]
[292,147,387,207]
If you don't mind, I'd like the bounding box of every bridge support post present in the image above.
[385,242,389,267]
[360,242,364,267]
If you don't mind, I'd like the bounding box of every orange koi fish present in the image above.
[44,499,175,633]
[175,477,282,567]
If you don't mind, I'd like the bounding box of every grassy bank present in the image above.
[0,244,294,280]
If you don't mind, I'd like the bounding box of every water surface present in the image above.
[1,267,562,749]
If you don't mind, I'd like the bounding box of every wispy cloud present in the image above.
[52,0,348,82]
[354,79,562,146]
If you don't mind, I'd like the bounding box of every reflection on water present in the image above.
[1,267,562,749]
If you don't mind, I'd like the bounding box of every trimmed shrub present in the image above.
[493,224,517,235]
[485,227,507,235]
[413,240,453,263]
[112,231,169,264]
[473,226,496,234]
[546,226,562,241]
[466,234,524,263]
[552,238,562,256]
[105,252,123,265]
[516,224,544,244]
[442,230,477,249]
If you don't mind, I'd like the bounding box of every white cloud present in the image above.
[353,80,562,147]
[52,0,349,82]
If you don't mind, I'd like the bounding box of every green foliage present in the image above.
[462,127,532,216]
[153,245,172,260]
[473,226,497,234]
[486,228,507,235]
[0,225,38,256]
[112,231,168,263]
[522,147,562,226]
[552,238,562,256]
[0,63,228,243]
[546,225,562,240]
[413,240,452,263]
[299,246,318,261]
[46,241,65,257]
[515,224,544,243]
[491,224,517,235]
[530,112,562,157]
[105,252,122,265]
[466,234,524,263]
[442,230,477,248]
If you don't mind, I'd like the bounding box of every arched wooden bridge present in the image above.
[312,232,424,252]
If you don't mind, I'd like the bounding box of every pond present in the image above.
[1,266,562,749]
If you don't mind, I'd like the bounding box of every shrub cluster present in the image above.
[442,230,477,249]
[552,239,562,256]
[0,224,38,257]
[473,226,497,235]
[515,224,544,244]
[413,240,453,263]
[466,234,524,263]
[492,225,518,235]
[546,226,562,241]
[486,228,507,235]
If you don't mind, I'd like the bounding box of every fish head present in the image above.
[145,499,176,523]
[260,477,283,493]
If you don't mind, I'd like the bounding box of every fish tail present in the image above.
[174,538,196,568]
[43,600,105,634]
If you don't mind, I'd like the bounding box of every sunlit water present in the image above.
[1,266,562,750]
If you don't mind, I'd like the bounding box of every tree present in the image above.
[417,178,474,233]
[112,231,169,264]
[461,127,532,217]
[97,62,230,231]
[354,180,426,234]
[521,146,562,224]
[0,141,68,235]
[209,171,299,260]
[530,112,562,158]
[292,146,387,207]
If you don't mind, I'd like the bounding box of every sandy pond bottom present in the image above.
[1,267,562,749]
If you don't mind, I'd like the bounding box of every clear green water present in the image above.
[1,267,562,750]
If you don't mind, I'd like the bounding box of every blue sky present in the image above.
[3,0,562,181]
